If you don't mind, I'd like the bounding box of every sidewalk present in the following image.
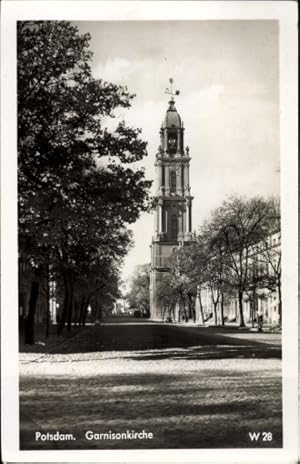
[19,324,86,354]
[171,320,280,332]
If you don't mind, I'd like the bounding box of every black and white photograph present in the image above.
[1,1,298,463]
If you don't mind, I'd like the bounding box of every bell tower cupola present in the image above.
[160,98,185,156]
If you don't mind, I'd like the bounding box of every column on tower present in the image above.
[165,208,168,235]
[176,164,183,196]
[177,128,181,152]
[180,164,184,194]
[184,162,190,194]
[186,200,190,235]
[163,128,168,152]
[154,205,158,236]
[157,161,163,194]
[165,163,170,194]
[182,204,186,237]
[189,203,192,232]
[181,163,185,192]
[178,208,183,240]
[158,199,165,234]
[171,167,177,194]
[185,199,192,239]
[158,203,162,233]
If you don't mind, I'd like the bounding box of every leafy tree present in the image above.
[18,21,152,342]
[127,264,150,317]
[155,248,198,322]
[90,265,121,322]
[155,271,179,321]
[71,256,123,326]
[171,245,199,322]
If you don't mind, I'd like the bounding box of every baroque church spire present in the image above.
[150,80,194,320]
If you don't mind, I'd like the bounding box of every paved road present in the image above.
[42,317,281,359]
[19,317,282,450]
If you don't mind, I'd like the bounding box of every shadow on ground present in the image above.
[20,369,282,450]
[124,344,280,361]
[20,323,281,359]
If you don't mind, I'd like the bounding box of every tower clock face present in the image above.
[168,135,177,150]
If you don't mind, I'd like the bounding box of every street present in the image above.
[19,318,282,449]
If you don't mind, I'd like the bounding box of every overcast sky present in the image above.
[75,20,279,284]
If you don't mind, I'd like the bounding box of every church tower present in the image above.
[150,80,193,320]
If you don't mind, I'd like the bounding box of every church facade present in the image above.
[150,91,193,320]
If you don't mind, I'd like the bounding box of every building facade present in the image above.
[196,230,281,326]
[150,94,193,319]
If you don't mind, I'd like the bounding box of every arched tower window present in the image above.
[171,214,178,240]
[167,132,177,154]
[170,170,176,193]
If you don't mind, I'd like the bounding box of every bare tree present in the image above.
[207,195,277,327]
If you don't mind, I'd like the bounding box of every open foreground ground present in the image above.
[19,318,282,449]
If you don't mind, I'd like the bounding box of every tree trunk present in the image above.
[73,299,79,326]
[180,292,187,321]
[57,272,72,334]
[252,288,257,328]
[96,296,103,322]
[24,279,40,344]
[187,294,196,323]
[78,296,86,325]
[278,276,282,327]
[238,290,245,327]
[90,298,97,322]
[210,287,219,325]
[167,305,172,320]
[82,295,91,326]
[187,294,191,320]
[57,292,68,334]
[169,304,175,322]
[250,301,255,328]
[197,293,204,324]
[45,265,50,338]
[213,302,218,325]
[67,276,74,331]
[220,292,225,326]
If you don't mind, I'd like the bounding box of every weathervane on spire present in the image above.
[164,78,180,100]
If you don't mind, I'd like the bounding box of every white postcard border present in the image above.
[1,1,298,462]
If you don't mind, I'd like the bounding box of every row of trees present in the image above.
[18,21,152,343]
[156,195,281,327]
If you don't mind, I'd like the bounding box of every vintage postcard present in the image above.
[1,1,298,463]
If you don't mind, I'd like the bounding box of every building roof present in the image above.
[162,99,182,128]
